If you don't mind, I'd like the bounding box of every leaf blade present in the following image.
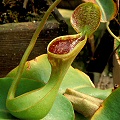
[96,0,117,22]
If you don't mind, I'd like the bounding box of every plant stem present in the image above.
[106,22,120,42]
[7,0,62,99]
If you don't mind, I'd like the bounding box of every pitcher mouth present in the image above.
[47,34,86,58]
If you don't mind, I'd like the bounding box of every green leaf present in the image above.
[75,87,112,100]
[42,94,74,120]
[0,78,44,110]
[7,54,95,94]
[0,77,74,120]
[7,54,51,83]
[7,55,110,99]
[75,111,90,120]
[6,53,112,120]
[0,77,44,119]
[59,67,95,93]
[71,2,101,36]
[95,0,117,22]
[6,54,112,119]
[5,55,93,120]
[91,87,120,120]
